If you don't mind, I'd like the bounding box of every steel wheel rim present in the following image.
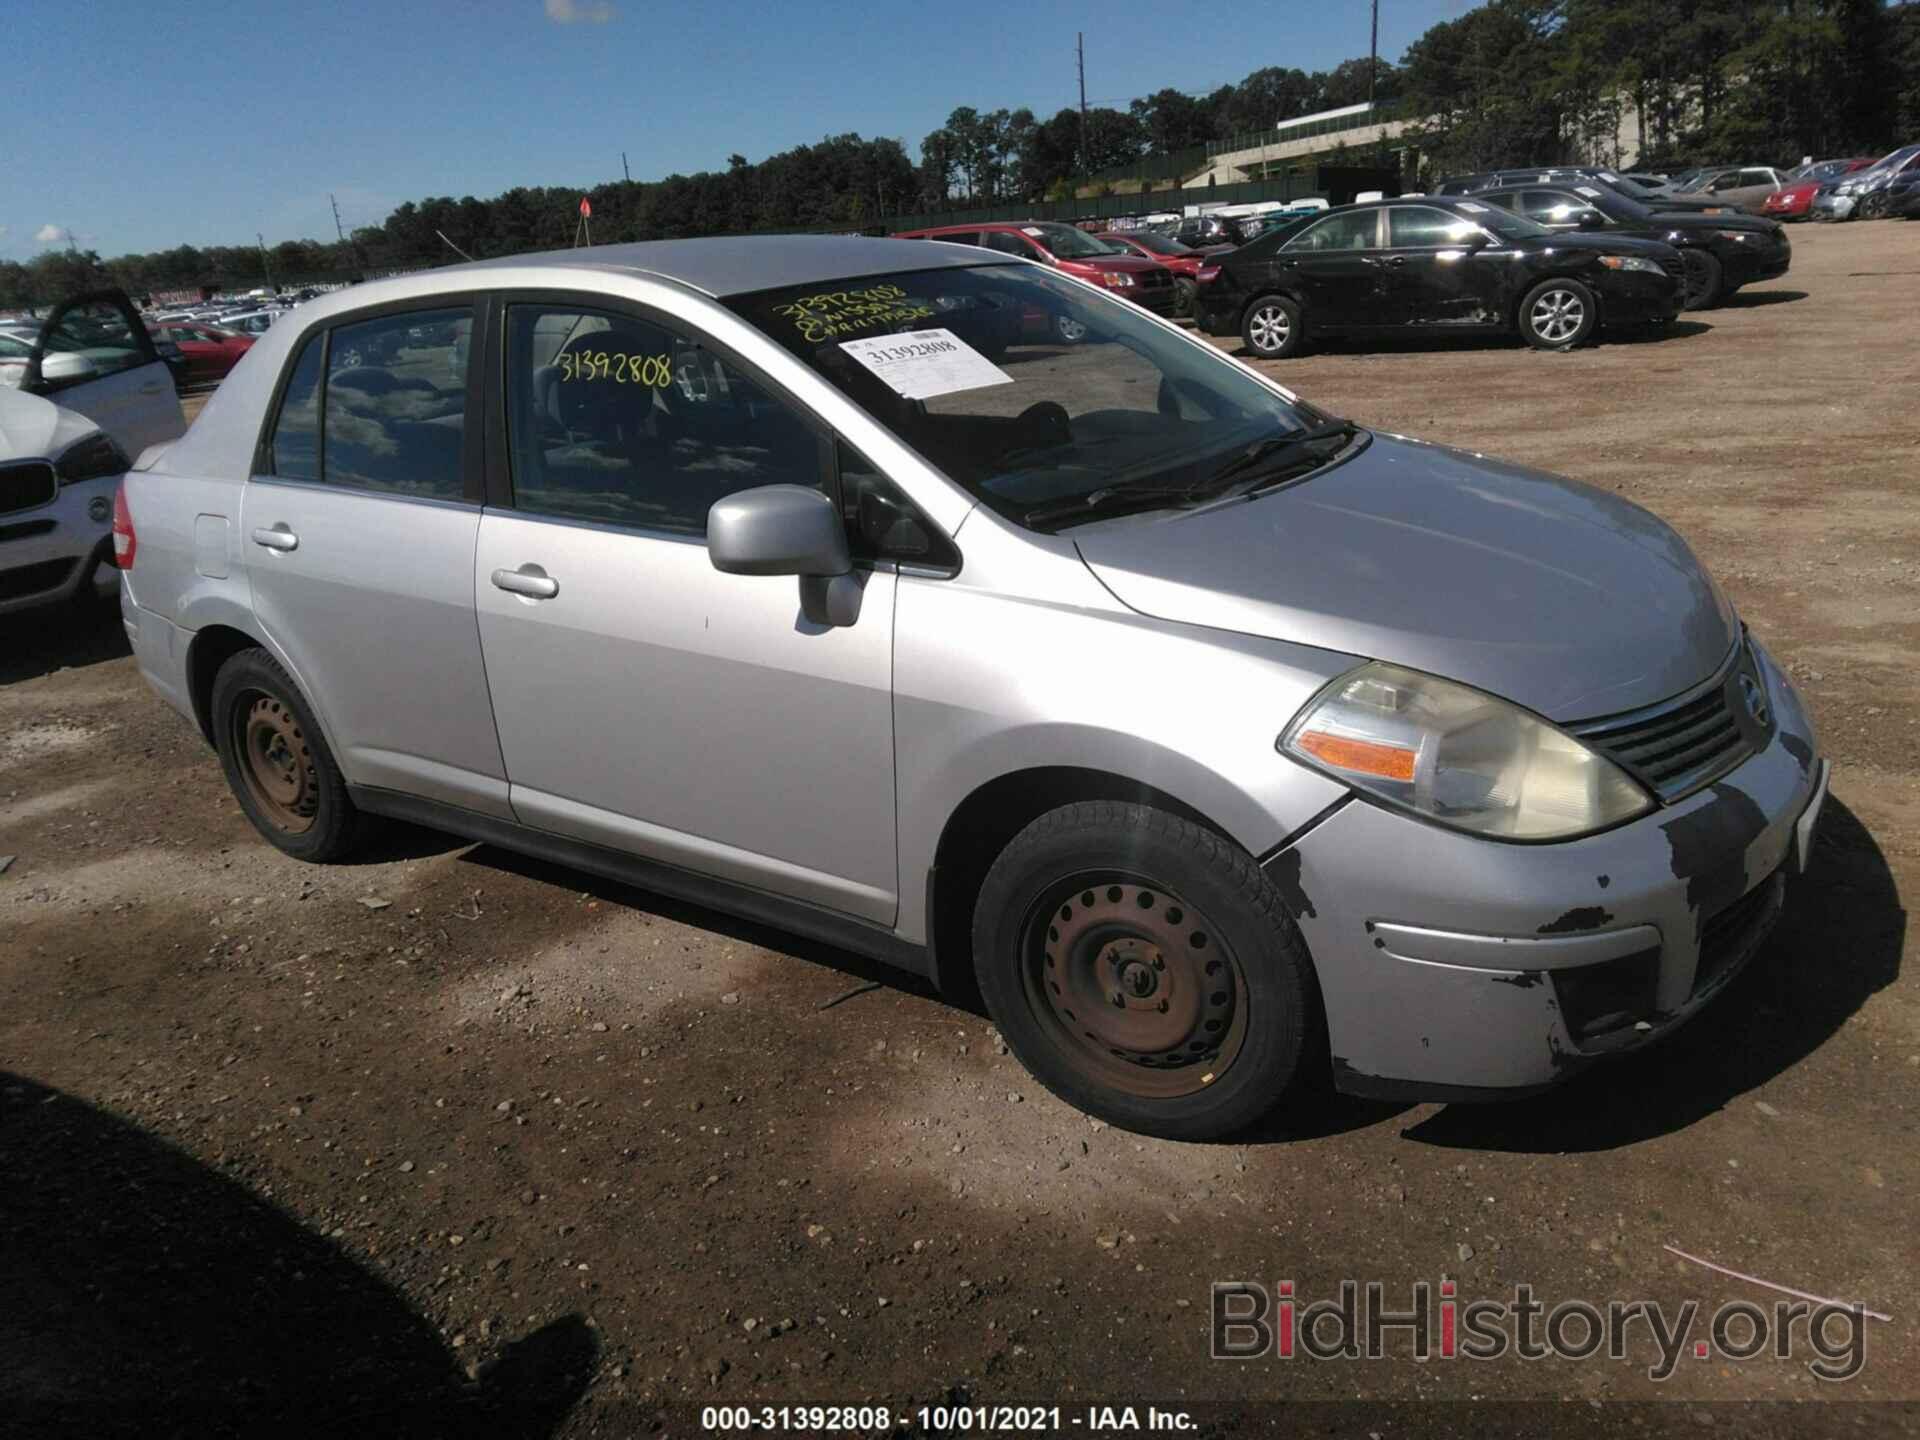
[1021,874,1250,1100]
[233,691,318,834]
[1056,315,1088,343]
[1530,288,1584,343]
[1248,305,1290,352]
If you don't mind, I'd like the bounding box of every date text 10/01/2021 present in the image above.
[699,1405,1200,1432]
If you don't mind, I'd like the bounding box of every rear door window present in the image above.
[1285,210,1382,252]
[37,297,154,385]
[1387,206,1483,248]
[260,306,472,498]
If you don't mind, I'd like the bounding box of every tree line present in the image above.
[4,0,1917,309]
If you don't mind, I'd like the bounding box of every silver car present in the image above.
[117,238,1828,1139]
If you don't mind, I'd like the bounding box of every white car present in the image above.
[216,309,283,336]
[0,386,138,615]
[0,289,185,458]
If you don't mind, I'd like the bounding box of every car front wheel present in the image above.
[1240,295,1304,359]
[1681,250,1724,309]
[972,801,1319,1140]
[1520,278,1598,351]
[211,647,368,863]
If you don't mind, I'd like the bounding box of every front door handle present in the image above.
[491,565,559,599]
[1384,256,1408,267]
[251,525,298,552]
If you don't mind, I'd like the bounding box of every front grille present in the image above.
[1569,648,1760,803]
[0,460,58,518]
[1693,869,1784,997]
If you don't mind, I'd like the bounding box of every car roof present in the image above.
[456,235,986,295]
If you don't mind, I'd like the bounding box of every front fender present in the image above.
[891,572,1354,945]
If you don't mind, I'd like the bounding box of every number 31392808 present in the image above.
[555,349,674,387]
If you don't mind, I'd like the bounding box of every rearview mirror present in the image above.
[709,485,851,578]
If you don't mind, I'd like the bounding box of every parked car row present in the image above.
[1806,143,1920,220]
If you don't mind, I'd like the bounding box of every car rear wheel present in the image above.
[1519,279,1598,351]
[1172,277,1198,318]
[1240,295,1304,359]
[211,648,368,863]
[972,801,1318,1140]
[1681,250,1724,309]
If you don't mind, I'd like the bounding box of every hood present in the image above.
[1520,232,1678,262]
[0,384,99,462]
[1074,433,1737,723]
[1654,209,1779,235]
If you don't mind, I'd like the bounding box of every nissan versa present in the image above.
[116,236,1829,1139]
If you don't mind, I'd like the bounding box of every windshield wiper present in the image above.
[1024,482,1203,529]
[1197,421,1359,496]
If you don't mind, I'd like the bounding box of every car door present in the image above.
[1275,209,1388,329]
[472,297,899,924]
[1382,205,1507,325]
[26,290,184,456]
[240,301,512,818]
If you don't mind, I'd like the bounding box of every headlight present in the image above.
[56,431,130,484]
[1101,271,1137,288]
[1280,662,1653,841]
[1598,255,1665,274]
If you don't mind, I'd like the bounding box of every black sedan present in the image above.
[1463,182,1790,308]
[1195,198,1684,359]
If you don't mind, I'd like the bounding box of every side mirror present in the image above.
[1576,212,1606,231]
[709,485,851,577]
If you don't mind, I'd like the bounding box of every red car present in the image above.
[145,321,254,387]
[892,221,1180,325]
[1095,230,1233,315]
[1763,157,1876,220]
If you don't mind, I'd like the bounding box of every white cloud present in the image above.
[35,223,68,246]
[544,0,615,22]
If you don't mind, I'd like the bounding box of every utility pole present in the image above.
[257,232,275,292]
[330,193,347,242]
[622,151,631,183]
[1368,0,1380,110]
[1077,32,1089,184]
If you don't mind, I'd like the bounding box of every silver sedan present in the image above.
[115,236,1827,1138]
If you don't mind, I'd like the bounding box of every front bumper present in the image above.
[1811,193,1856,221]
[1272,639,1826,1098]
[0,476,119,617]
[1720,234,1792,286]
[1596,269,1683,325]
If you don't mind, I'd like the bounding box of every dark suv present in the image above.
[1195,197,1683,358]
[1465,182,1790,308]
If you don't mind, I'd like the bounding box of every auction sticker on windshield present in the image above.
[838,329,1012,400]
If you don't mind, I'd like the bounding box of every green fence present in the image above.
[1204,102,1407,160]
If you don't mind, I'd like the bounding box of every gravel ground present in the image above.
[2,221,1915,1438]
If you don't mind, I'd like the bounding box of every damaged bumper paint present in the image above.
[1271,638,1825,1100]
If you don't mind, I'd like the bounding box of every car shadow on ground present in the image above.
[1400,798,1902,1154]
[463,847,1411,1143]
[1276,322,1711,361]
[1717,288,1808,308]
[0,1072,597,1438]
[0,597,128,686]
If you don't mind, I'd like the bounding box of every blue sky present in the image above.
[1,0,1468,259]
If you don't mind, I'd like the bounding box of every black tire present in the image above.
[1681,249,1724,310]
[1173,276,1198,318]
[1518,278,1599,351]
[1239,294,1304,359]
[1859,192,1888,220]
[210,647,367,863]
[971,801,1319,1141]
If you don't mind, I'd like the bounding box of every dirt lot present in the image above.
[3,222,1916,1437]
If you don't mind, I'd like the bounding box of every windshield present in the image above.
[1125,231,1190,256]
[1454,201,1553,241]
[1024,223,1116,260]
[727,264,1335,528]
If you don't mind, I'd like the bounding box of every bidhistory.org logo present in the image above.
[1211,1279,1872,1381]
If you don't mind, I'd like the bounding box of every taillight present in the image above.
[112,483,136,569]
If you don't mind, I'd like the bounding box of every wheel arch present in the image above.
[1240,287,1307,333]
[923,765,1240,1001]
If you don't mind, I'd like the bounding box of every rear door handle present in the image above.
[491,565,559,599]
[251,525,298,552]
[1384,256,1408,267]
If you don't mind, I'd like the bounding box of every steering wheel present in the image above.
[1017,400,1073,448]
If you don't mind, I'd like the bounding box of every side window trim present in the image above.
[484,287,834,544]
